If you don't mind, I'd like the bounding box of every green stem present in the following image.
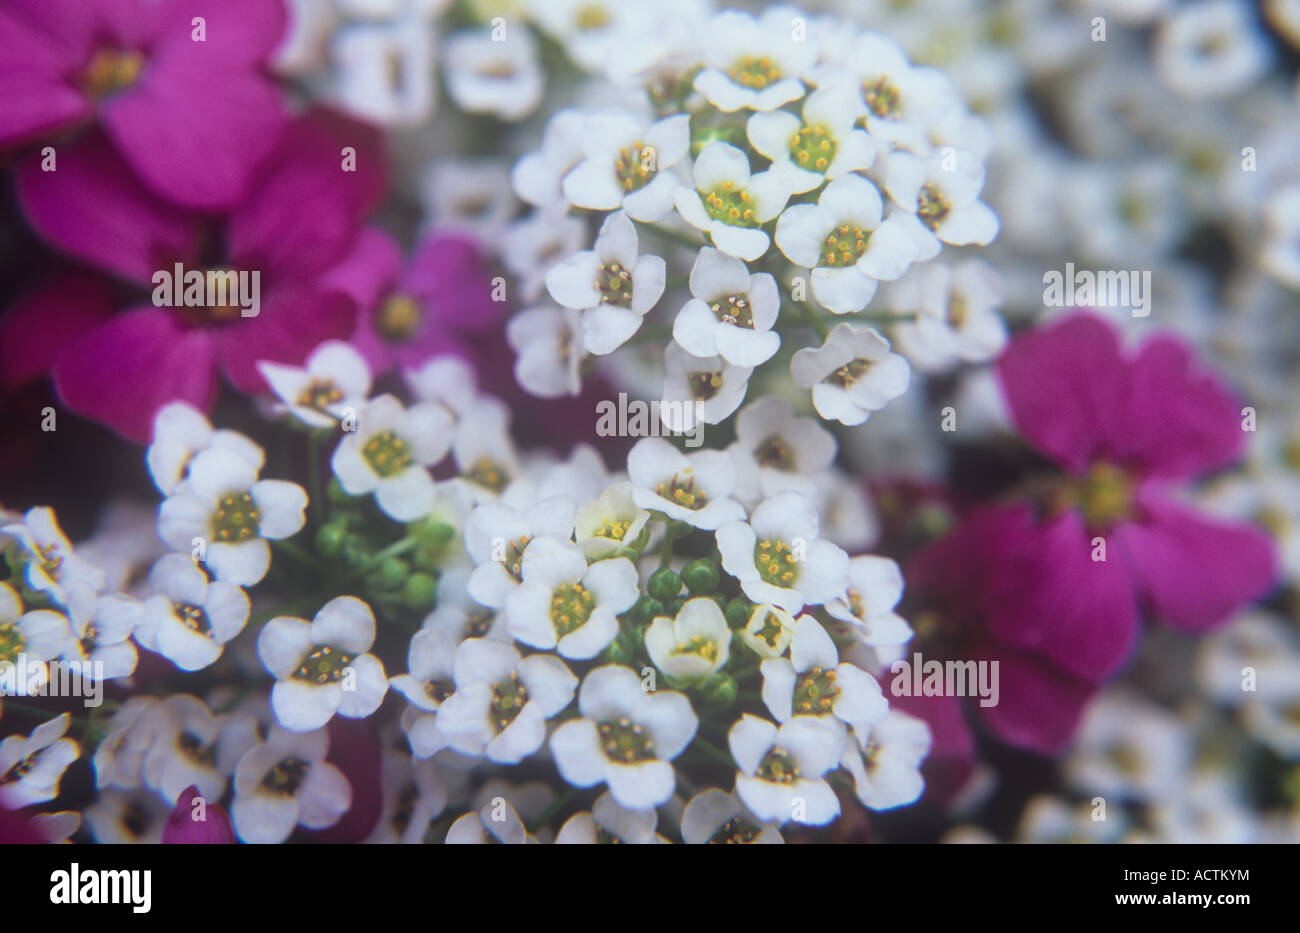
[659,521,679,568]
[689,736,735,768]
[307,431,325,523]
[527,787,581,834]
[272,537,317,571]
[346,536,420,582]
[639,222,704,251]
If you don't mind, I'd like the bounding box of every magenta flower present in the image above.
[996,312,1276,632]
[162,785,235,844]
[324,227,502,376]
[18,113,384,443]
[0,0,287,209]
[903,313,1277,755]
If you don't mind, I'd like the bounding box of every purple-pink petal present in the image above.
[162,785,235,844]
[971,639,1100,756]
[53,306,217,443]
[1109,332,1247,480]
[997,313,1127,475]
[16,132,195,285]
[978,505,1138,682]
[0,272,114,390]
[1115,492,1278,632]
[214,285,357,393]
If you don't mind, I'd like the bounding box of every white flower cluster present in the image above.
[499,2,1003,424]
[1,332,932,842]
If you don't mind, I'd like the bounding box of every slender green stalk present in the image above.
[527,787,581,834]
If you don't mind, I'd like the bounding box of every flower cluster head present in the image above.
[3,0,1292,851]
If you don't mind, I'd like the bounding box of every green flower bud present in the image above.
[634,595,665,623]
[341,534,370,568]
[648,567,682,602]
[697,672,738,709]
[602,633,635,666]
[402,571,437,608]
[376,557,410,589]
[681,558,720,594]
[413,518,456,552]
[725,597,751,629]
[315,521,348,558]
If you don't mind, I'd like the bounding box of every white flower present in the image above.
[28,810,80,843]
[392,628,459,759]
[450,400,520,500]
[691,9,817,112]
[331,17,436,126]
[92,697,166,791]
[528,0,651,72]
[574,482,651,560]
[563,112,690,223]
[140,695,229,805]
[775,173,924,313]
[790,323,910,426]
[61,589,140,681]
[729,397,836,503]
[746,83,874,194]
[716,491,849,614]
[817,31,959,152]
[139,554,249,671]
[146,401,264,496]
[421,157,517,242]
[502,208,587,302]
[628,437,746,530]
[545,211,666,355]
[0,714,79,808]
[673,142,791,261]
[366,750,448,844]
[533,442,616,505]
[841,709,931,810]
[443,27,542,121]
[1,507,106,605]
[404,354,481,416]
[740,604,797,659]
[824,555,913,649]
[445,798,534,844]
[728,714,842,825]
[504,537,638,659]
[680,788,784,843]
[0,582,71,686]
[158,448,307,586]
[645,597,731,684]
[464,496,576,608]
[1154,0,1272,99]
[884,148,998,253]
[511,108,589,208]
[507,305,584,398]
[331,394,452,522]
[231,725,351,844]
[556,790,662,844]
[257,340,372,429]
[672,247,781,367]
[258,596,389,732]
[437,638,578,763]
[1064,690,1191,804]
[661,344,752,432]
[84,790,169,843]
[550,664,697,810]
[889,260,1007,373]
[760,615,888,735]
[421,571,508,644]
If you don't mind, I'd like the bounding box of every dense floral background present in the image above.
[0,0,1297,844]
